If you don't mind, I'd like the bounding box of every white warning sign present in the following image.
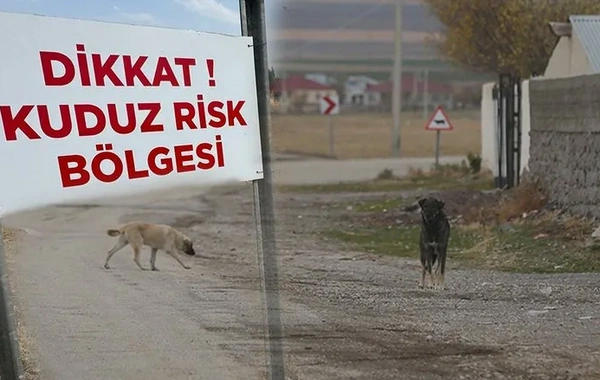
[425,106,454,131]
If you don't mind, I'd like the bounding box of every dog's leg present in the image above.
[433,251,443,290]
[419,266,426,289]
[439,247,447,290]
[132,245,148,271]
[426,254,434,289]
[125,231,148,271]
[104,238,128,269]
[428,267,436,289]
[419,247,426,289]
[167,250,191,270]
[150,248,159,271]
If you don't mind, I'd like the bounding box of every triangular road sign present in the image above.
[425,106,453,131]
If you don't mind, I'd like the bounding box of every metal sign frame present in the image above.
[239,1,286,380]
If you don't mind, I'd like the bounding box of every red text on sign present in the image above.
[206,59,216,87]
[57,136,225,188]
[39,44,197,87]
[0,102,164,141]
[173,94,247,130]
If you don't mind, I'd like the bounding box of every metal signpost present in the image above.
[391,0,403,156]
[424,105,454,168]
[239,1,286,380]
[319,94,340,157]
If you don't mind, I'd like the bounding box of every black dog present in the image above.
[418,196,450,289]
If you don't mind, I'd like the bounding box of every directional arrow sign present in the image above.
[320,94,340,115]
[425,105,453,131]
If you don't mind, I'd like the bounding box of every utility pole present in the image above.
[281,69,287,113]
[422,68,429,119]
[391,0,403,156]
[412,70,418,110]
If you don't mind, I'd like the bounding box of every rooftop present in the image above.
[270,75,335,92]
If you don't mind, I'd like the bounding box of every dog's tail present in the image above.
[106,228,122,237]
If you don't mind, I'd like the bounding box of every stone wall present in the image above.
[528,74,600,218]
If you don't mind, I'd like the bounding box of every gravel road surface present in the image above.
[4,157,600,379]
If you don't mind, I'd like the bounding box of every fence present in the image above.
[480,80,531,181]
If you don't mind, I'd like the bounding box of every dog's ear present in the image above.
[437,199,445,210]
[180,236,191,247]
[417,198,427,208]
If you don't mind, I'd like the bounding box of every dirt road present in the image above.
[4,157,600,379]
[5,187,271,380]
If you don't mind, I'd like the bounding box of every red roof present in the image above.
[270,75,334,92]
[366,76,451,95]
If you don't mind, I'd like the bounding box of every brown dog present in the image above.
[103,222,196,271]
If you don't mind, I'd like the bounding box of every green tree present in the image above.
[423,0,600,78]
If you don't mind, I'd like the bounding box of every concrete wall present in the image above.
[528,73,600,217]
[480,82,497,175]
[480,80,531,177]
[520,80,531,173]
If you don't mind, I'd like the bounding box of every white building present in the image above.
[343,75,380,107]
[544,15,600,78]
[304,73,336,87]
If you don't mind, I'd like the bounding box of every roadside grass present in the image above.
[352,197,414,213]
[3,228,40,380]
[278,163,494,194]
[323,215,600,274]
[293,160,598,273]
[323,224,480,259]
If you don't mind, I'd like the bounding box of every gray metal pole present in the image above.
[435,130,441,169]
[281,70,287,114]
[422,69,429,120]
[0,220,24,380]
[328,115,335,157]
[238,2,286,380]
[412,70,418,110]
[391,0,403,156]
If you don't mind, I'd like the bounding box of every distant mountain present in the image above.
[266,0,444,62]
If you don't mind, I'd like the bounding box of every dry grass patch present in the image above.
[3,227,40,380]
[272,111,481,159]
[495,180,548,222]
[326,214,600,273]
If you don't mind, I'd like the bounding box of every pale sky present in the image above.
[0,0,278,35]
